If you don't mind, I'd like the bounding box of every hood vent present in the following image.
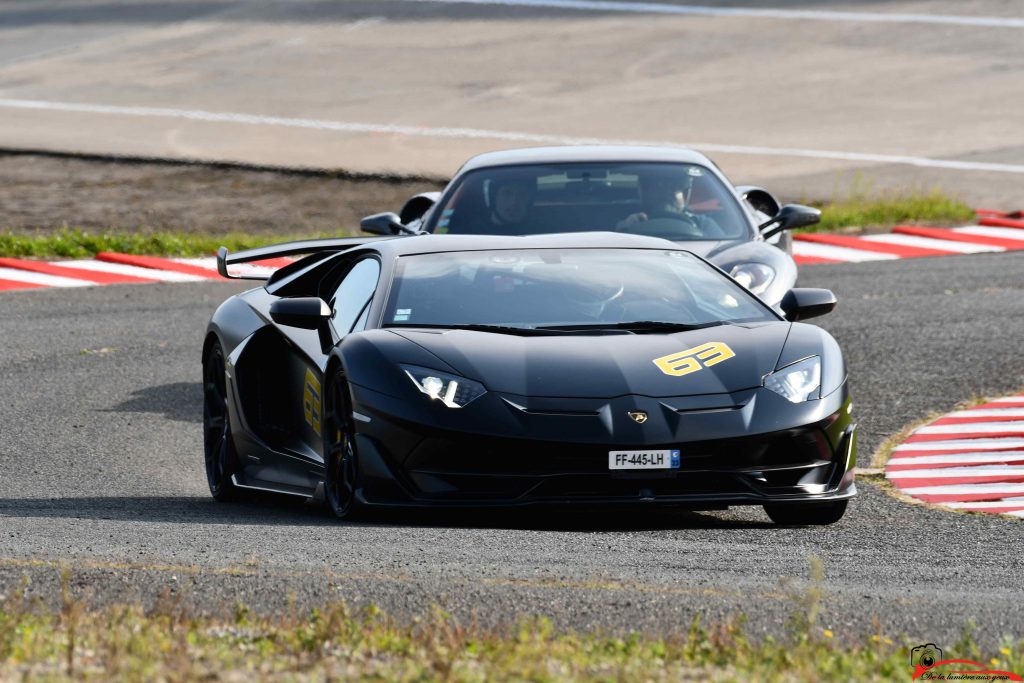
[501,398,600,416]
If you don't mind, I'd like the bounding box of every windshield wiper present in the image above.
[383,323,576,336]
[535,320,727,333]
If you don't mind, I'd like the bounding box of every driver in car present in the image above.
[489,178,536,230]
[616,172,724,237]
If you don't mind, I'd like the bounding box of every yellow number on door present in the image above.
[303,368,322,435]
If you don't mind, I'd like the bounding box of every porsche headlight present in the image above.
[763,356,821,403]
[730,263,775,295]
[401,365,486,408]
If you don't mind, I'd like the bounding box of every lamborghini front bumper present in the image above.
[348,381,857,509]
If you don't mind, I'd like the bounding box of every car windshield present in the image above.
[428,162,751,241]
[383,248,777,330]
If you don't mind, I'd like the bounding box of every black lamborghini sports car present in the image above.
[204,232,856,524]
[361,146,821,309]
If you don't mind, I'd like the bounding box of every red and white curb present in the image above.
[885,394,1024,518]
[0,253,289,292]
[792,209,1024,264]
[1,210,1023,291]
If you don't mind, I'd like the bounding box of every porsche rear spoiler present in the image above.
[216,236,397,280]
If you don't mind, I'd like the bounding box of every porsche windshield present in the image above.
[428,162,751,241]
[384,249,777,330]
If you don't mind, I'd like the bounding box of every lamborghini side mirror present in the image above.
[760,204,821,239]
[269,297,331,330]
[780,288,836,322]
[361,212,407,236]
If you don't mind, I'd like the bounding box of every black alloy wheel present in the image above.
[324,372,361,519]
[203,342,241,501]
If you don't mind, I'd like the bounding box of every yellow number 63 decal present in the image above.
[653,342,736,377]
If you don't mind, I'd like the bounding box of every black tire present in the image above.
[763,500,847,526]
[323,371,361,520]
[203,341,243,501]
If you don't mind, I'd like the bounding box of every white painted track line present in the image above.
[61,259,207,282]
[893,438,1024,452]
[174,258,218,270]
[993,396,1024,403]
[790,241,898,262]
[405,0,1024,29]
[915,422,1024,435]
[940,501,1024,509]
[887,453,1024,467]
[0,267,92,287]
[859,233,1004,254]
[900,483,1024,496]
[954,226,1024,242]
[943,409,1024,419]
[887,466,1024,480]
[4,97,1024,175]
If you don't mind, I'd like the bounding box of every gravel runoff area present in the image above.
[0,150,443,236]
[0,249,1021,645]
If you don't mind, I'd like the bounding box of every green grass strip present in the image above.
[0,597,1020,682]
[2,557,1020,681]
[0,188,978,258]
[805,187,976,233]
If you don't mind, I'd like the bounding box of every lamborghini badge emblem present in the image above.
[628,411,648,424]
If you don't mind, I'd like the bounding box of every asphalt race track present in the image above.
[1,252,1022,644]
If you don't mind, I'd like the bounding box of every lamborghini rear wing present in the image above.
[216,236,397,280]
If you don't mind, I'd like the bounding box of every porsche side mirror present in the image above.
[780,288,836,322]
[269,297,332,330]
[361,212,408,236]
[399,192,440,225]
[737,186,781,218]
[759,204,821,239]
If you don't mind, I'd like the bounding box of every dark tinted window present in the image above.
[329,258,380,335]
[384,248,774,329]
[351,302,371,334]
[429,162,750,241]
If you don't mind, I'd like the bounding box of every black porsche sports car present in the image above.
[205,232,856,524]
[361,146,821,308]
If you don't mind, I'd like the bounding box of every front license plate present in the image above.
[608,449,680,470]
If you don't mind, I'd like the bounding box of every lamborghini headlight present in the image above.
[763,356,821,403]
[730,262,775,295]
[401,365,486,408]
